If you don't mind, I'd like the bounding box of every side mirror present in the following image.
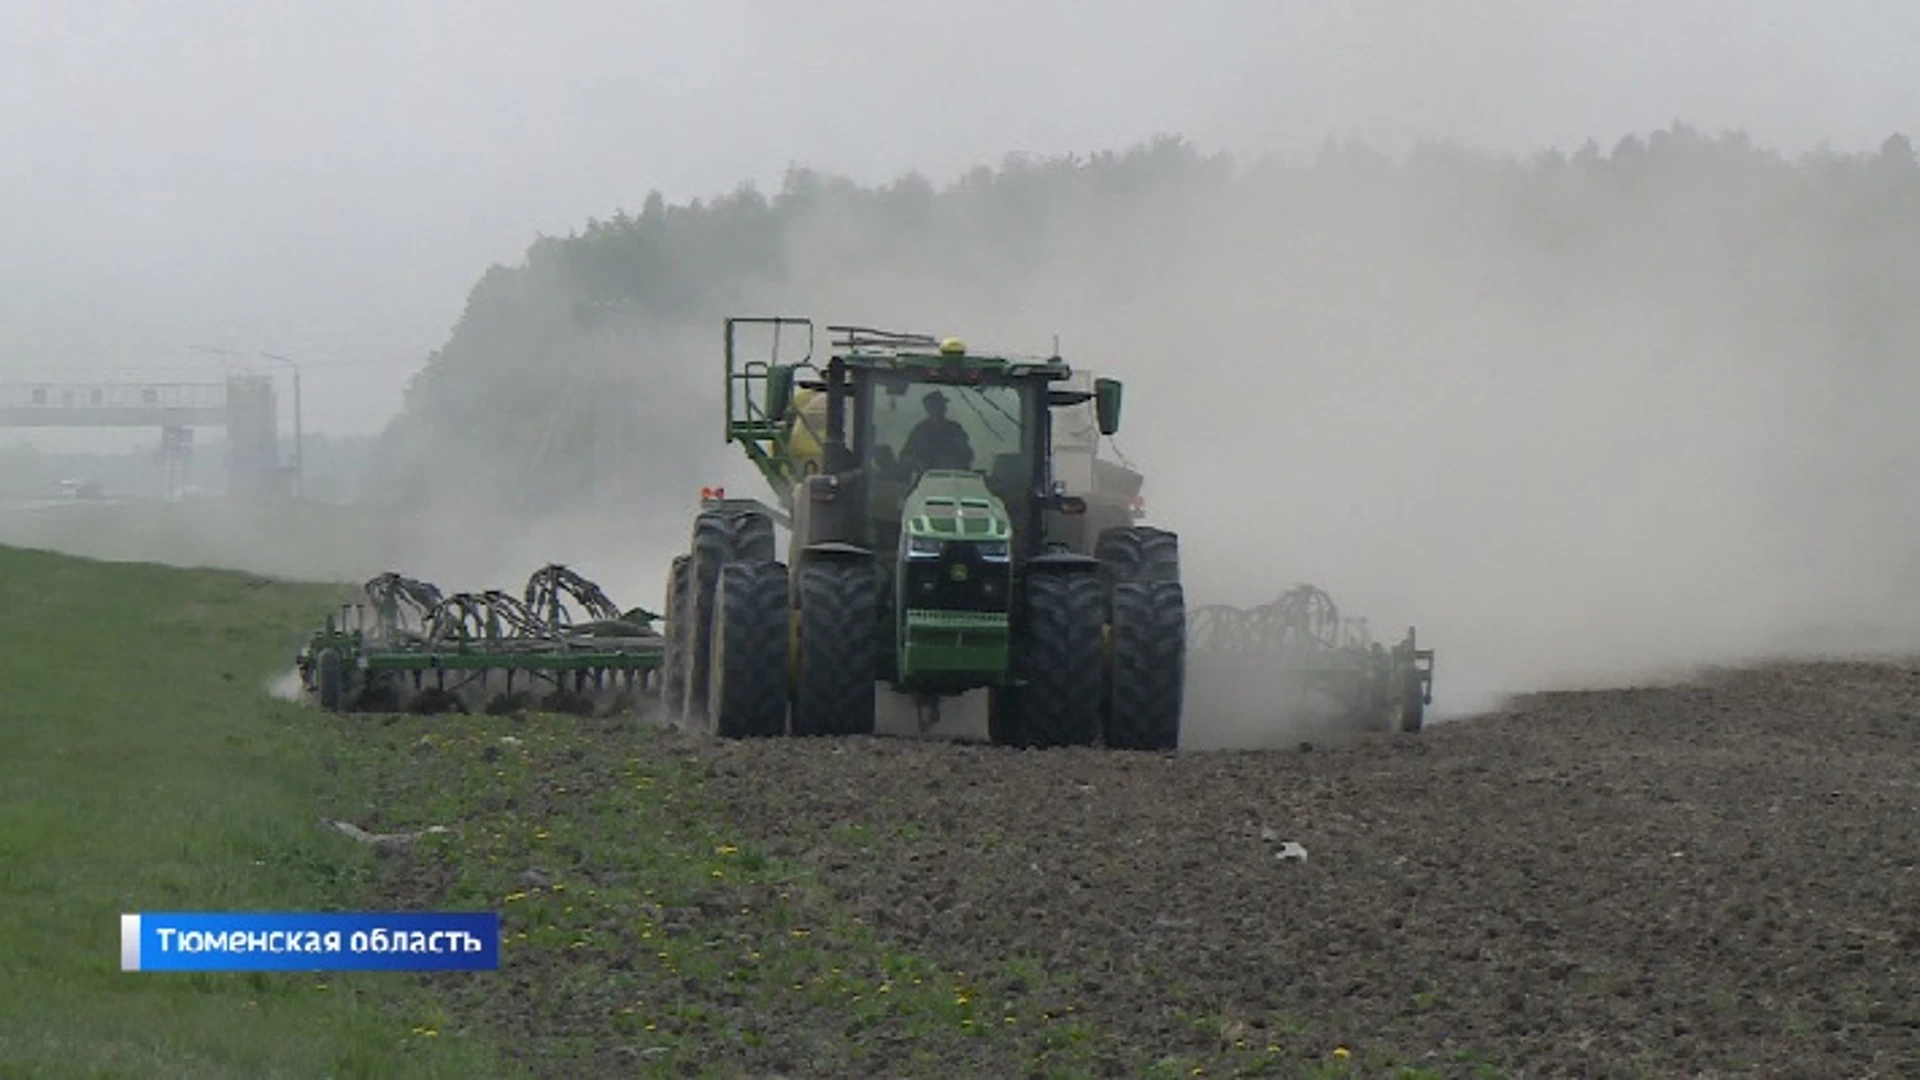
[766,364,795,421]
[1093,377,1123,436]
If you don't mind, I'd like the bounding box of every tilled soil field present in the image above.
[363,659,1920,1078]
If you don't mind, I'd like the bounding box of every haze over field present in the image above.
[6,0,1920,717]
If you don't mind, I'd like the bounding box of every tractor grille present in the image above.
[902,542,1010,613]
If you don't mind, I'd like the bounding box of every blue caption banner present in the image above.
[120,912,500,972]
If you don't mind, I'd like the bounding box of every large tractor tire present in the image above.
[704,560,790,738]
[792,559,878,737]
[1000,572,1104,748]
[316,648,344,712]
[660,554,691,716]
[1105,579,1186,750]
[684,509,777,718]
[1095,525,1181,584]
[1395,667,1427,733]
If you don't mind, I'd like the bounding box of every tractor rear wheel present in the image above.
[1095,525,1181,584]
[792,560,877,737]
[1105,580,1185,750]
[705,560,790,738]
[1003,572,1104,748]
[661,555,691,716]
[684,509,777,718]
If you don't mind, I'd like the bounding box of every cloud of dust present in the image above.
[265,667,303,703]
[747,144,1920,738]
[22,138,1920,746]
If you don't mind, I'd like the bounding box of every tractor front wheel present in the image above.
[1003,572,1104,748]
[792,560,877,737]
[1105,579,1185,750]
[316,648,344,712]
[705,560,790,738]
[1396,668,1426,733]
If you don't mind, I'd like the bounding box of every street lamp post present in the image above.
[260,352,303,499]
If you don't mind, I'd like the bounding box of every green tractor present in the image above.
[658,318,1185,750]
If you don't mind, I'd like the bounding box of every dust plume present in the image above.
[741,137,1920,736]
[16,135,1920,748]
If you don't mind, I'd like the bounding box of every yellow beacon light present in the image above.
[939,337,966,356]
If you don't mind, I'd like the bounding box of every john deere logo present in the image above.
[949,563,969,582]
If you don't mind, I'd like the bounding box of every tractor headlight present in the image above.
[907,534,943,559]
[974,540,1011,562]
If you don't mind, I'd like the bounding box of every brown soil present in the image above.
[696,660,1920,1076]
[371,658,1920,1077]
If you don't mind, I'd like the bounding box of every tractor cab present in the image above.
[859,362,1042,561]
[751,327,1123,570]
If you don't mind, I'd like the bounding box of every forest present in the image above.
[367,127,1920,691]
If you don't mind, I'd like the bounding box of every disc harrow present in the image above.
[1185,584,1434,734]
[295,565,665,716]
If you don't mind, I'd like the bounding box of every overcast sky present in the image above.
[2,0,1915,438]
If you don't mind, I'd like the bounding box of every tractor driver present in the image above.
[897,389,974,474]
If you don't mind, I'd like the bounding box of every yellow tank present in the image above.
[786,388,831,476]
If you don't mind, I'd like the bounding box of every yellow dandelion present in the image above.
[1333,1046,1351,1059]
[716,844,739,856]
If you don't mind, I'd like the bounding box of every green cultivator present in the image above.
[295,564,665,715]
[1185,584,1434,734]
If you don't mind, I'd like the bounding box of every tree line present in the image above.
[366,126,1920,523]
